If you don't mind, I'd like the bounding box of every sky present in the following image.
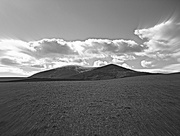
[0,0,180,77]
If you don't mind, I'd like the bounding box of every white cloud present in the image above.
[28,38,144,59]
[135,68,175,73]
[93,60,108,67]
[0,58,19,66]
[121,63,132,69]
[0,65,33,76]
[135,18,180,53]
[29,39,78,58]
[162,64,180,72]
[1,19,180,76]
[82,39,144,55]
[136,63,180,73]
[0,38,144,75]
[111,54,135,64]
[141,60,153,68]
[0,39,30,51]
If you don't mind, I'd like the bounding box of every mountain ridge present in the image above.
[30,65,95,79]
[29,64,152,81]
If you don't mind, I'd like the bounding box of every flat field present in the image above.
[0,74,180,136]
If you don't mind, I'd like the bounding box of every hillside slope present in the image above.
[30,65,94,79]
[68,64,150,80]
[29,64,151,81]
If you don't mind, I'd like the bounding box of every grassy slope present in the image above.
[0,74,180,136]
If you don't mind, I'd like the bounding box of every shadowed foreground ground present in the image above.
[0,74,180,136]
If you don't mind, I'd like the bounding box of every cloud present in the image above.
[0,65,32,76]
[162,64,180,73]
[93,60,108,67]
[136,63,180,73]
[135,19,180,53]
[134,18,180,72]
[121,63,132,69]
[0,38,143,69]
[0,58,20,66]
[82,39,144,56]
[111,54,136,63]
[30,64,45,69]
[135,68,174,74]
[141,60,153,68]
[28,38,144,59]
[29,39,78,58]
[1,19,180,76]
[0,39,30,51]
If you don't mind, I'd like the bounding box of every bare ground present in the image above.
[0,74,180,136]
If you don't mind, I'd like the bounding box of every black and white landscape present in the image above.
[0,0,180,135]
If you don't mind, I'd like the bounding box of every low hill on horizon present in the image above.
[30,65,95,79]
[29,64,153,81]
[0,77,27,82]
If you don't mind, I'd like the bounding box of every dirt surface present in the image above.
[0,74,180,136]
[0,77,26,82]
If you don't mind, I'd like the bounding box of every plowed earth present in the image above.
[0,74,180,136]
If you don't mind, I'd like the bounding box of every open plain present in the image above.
[0,74,180,136]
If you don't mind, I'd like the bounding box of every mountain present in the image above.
[30,65,95,79]
[29,64,151,81]
[67,64,150,80]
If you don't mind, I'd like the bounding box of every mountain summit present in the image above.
[30,65,94,79]
[30,64,150,81]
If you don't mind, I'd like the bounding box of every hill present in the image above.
[30,65,95,79]
[0,77,26,82]
[28,64,152,81]
[67,64,151,80]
